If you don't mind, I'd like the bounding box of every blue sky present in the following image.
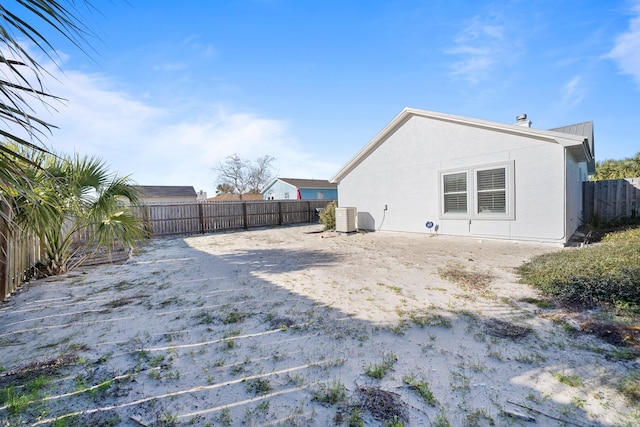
[18,0,640,196]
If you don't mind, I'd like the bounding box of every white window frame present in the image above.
[439,161,515,220]
[440,170,469,218]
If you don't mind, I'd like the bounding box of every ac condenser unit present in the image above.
[335,207,357,233]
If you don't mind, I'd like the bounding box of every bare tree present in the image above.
[213,154,276,200]
[248,155,276,193]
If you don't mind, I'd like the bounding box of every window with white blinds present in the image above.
[443,172,468,213]
[439,161,514,219]
[476,168,506,213]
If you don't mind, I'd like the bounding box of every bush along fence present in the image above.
[583,178,640,224]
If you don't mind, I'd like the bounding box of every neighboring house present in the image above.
[331,108,595,245]
[207,193,264,202]
[262,178,338,201]
[133,186,197,204]
[196,190,208,201]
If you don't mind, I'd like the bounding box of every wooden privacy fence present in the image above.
[583,178,640,222]
[0,221,41,302]
[0,199,330,300]
[136,199,331,237]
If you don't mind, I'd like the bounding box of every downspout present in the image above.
[560,149,567,243]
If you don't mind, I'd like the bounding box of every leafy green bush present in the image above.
[517,226,640,306]
[319,201,336,231]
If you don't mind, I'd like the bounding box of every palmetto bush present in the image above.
[7,147,145,275]
[517,227,640,306]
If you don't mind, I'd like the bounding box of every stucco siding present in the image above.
[338,115,569,243]
[565,152,583,239]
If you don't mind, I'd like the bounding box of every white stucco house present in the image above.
[330,108,595,245]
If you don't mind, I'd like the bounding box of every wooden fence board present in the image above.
[138,200,330,237]
[1,199,331,300]
[0,220,40,301]
[583,178,640,222]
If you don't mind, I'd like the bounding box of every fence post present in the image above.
[242,202,248,229]
[198,203,205,234]
[0,221,8,301]
[278,202,283,226]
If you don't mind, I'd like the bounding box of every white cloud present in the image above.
[561,76,585,107]
[445,15,516,84]
[609,2,640,86]
[13,55,338,197]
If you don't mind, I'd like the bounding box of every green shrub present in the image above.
[517,227,640,306]
[319,201,336,231]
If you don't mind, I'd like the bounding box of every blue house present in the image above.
[262,178,338,200]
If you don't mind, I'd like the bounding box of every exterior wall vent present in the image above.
[335,207,357,233]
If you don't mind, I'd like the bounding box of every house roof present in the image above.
[133,185,197,198]
[207,193,264,201]
[549,120,595,156]
[331,107,594,183]
[264,178,337,192]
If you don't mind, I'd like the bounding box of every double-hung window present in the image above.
[476,168,506,213]
[443,172,468,214]
[440,161,514,220]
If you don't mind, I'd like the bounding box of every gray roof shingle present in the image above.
[133,186,197,198]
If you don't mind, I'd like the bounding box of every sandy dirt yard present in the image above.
[0,224,638,426]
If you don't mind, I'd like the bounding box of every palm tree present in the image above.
[593,152,640,180]
[10,147,145,275]
[0,1,94,223]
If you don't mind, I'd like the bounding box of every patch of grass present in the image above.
[219,407,233,426]
[439,264,494,291]
[194,311,215,325]
[618,372,640,404]
[312,379,347,405]
[514,352,547,364]
[450,371,471,391]
[364,353,397,379]
[385,415,404,426]
[386,285,402,295]
[402,375,436,405]
[520,297,555,309]
[464,408,494,426]
[257,399,270,412]
[433,411,451,427]
[552,371,582,387]
[409,311,452,328]
[0,386,31,416]
[345,409,365,427]
[517,226,640,306]
[223,308,249,324]
[246,378,271,395]
[608,347,640,360]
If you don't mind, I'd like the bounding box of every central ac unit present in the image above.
[335,207,357,233]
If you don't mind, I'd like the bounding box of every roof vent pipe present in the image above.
[515,114,532,127]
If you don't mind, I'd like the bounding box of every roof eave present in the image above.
[331,108,587,184]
